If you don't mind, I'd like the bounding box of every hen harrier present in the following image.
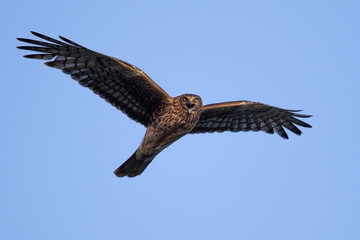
[17,32,312,177]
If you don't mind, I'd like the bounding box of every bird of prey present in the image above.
[17,32,312,178]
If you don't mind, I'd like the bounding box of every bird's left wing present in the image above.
[190,101,312,139]
[17,31,172,127]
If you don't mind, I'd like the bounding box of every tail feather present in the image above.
[114,151,153,178]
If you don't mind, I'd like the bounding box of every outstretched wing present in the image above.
[190,101,312,139]
[17,31,172,126]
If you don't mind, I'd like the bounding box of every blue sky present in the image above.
[2,0,359,239]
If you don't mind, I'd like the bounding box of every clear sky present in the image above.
[1,0,359,239]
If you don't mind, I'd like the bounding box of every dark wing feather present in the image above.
[17,31,172,126]
[190,101,312,139]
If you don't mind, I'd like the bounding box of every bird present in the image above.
[17,31,312,178]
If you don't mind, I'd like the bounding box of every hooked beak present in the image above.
[186,102,195,114]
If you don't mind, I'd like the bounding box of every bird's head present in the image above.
[176,94,203,114]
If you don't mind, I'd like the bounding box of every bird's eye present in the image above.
[194,98,198,103]
[183,97,187,102]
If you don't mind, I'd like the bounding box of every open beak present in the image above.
[186,102,195,114]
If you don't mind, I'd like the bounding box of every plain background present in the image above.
[2,1,359,239]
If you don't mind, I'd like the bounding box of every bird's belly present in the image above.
[137,112,198,159]
[140,124,188,154]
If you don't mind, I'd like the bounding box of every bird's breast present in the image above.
[137,103,201,159]
[150,103,200,132]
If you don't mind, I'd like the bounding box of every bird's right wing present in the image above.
[190,101,312,139]
[17,31,172,127]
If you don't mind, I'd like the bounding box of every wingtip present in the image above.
[16,37,27,43]
[58,35,84,47]
[278,131,289,139]
[17,46,30,50]
[58,35,71,43]
[30,30,40,36]
[300,121,312,128]
[292,113,313,118]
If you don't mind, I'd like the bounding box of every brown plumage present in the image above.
[17,32,312,178]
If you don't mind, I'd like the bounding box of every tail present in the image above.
[114,151,153,178]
